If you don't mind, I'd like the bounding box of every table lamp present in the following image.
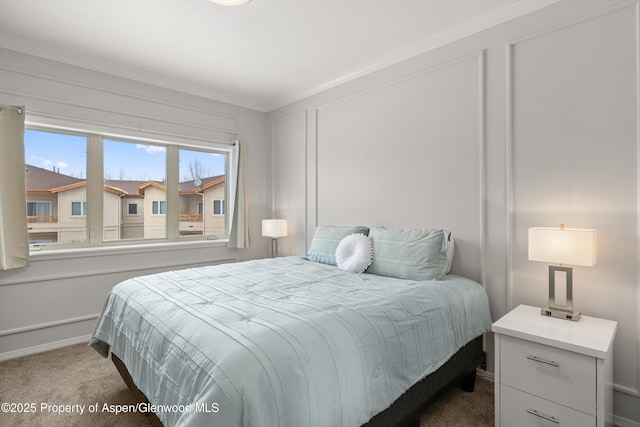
[528,225,596,321]
[262,219,287,257]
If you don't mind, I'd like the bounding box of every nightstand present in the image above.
[492,304,617,427]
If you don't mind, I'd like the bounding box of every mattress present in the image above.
[90,256,492,427]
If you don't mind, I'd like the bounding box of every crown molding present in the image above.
[267,0,559,111]
[1,0,558,113]
[0,34,269,112]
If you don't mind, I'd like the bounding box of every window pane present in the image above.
[213,199,225,215]
[103,140,166,241]
[178,148,227,237]
[24,129,87,247]
[152,200,166,215]
[71,202,82,216]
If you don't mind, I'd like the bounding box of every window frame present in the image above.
[213,199,225,216]
[71,201,87,217]
[24,124,233,252]
[151,200,167,216]
[26,201,52,218]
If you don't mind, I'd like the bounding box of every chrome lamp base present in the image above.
[541,306,581,321]
[542,265,581,322]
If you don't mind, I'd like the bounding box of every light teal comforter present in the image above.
[90,257,491,427]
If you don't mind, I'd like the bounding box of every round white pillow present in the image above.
[335,233,373,273]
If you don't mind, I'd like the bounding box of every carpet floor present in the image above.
[0,343,494,426]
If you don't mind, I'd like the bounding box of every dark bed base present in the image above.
[111,354,164,427]
[363,336,485,427]
[112,336,485,427]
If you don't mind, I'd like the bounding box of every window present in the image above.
[24,126,230,250]
[26,201,51,222]
[178,148,227,237]
[104,139,166,241]
[152,201,167,215]
[213,199,225,215]
[71,201,86,216]
[24,129,87,247]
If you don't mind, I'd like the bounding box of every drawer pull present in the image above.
[526,409,560,424]
[526,355,560,367]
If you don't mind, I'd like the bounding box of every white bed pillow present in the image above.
[335,233,373,273]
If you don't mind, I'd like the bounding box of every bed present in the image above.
[90,227,492,427]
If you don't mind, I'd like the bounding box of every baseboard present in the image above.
[0,334,91,362]
[477,368,494,382]
[615,415,640,427]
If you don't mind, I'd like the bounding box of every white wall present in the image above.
[268,0,640,424]
[0,48,270,360]
[1,0,639,424]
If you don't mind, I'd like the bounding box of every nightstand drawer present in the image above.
[501,335,596,415]
[501,385,595,427]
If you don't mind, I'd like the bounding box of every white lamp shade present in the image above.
[262,219,287,238]
[528,227,596,266]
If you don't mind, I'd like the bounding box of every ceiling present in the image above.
[0,0,557,112]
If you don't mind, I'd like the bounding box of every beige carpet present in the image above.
[0,343,494,426]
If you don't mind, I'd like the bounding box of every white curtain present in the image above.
[0,105,28,270]
[227,140,250,248]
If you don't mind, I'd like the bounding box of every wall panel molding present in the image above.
[0,90,237,144]
[271,111,307,256]
[0,257,235,287]
[315,51,485,112]
[506,1,640,399]
[271,111,307,210]
[268,1,559,111]
[0,334,93,362]
[0,63,239,134]
[635,0,640,402]
[314,50,486,283]
[0,314,99,338]
[509,0,637,46]
[478,50,487,288]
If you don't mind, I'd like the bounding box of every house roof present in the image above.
[138,181,167,195]
[104,180,149,197]
[25,164,84,193]
[179,175,225,193]
[26,164,224,196]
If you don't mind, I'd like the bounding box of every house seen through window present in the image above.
[25,130,87,246]
[178,148,227,237]
[24,128,228,249]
